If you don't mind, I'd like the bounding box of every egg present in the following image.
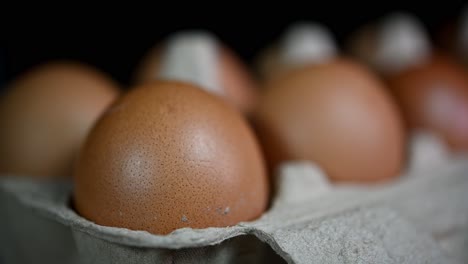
[388,55,468,151]
[0,62,120,178]
[73,81,269,235]
[347,12,468,151]
[347,12,431,75]
[253,59,405,182]
[134,31,258,114]
[256,22,337,81]
[350,13,468,151]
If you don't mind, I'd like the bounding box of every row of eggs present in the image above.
[0,12,467,235]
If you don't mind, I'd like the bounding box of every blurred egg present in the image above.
[348,12,468,152]
[256,22,337,80]
[347,12,431,75]
[253,59,405,182]
[73,81,269,235]
[0,62,120,178]
[134,31,258,114]
[388,55,468,151]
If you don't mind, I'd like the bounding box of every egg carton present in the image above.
[1,133,468,264]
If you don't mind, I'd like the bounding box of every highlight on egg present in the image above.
[134,31,258,114]
[0,61,120,178]
[73,81,269,235]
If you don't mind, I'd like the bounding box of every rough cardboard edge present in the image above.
[1,133,467,251]
[2,156,467,251]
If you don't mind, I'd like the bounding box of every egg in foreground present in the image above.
[73,81,269,235]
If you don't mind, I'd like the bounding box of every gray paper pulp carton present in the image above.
[1,133,467,264]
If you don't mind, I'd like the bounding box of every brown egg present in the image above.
[134,31,258,114]
[0,62,120,178]
[388,55,468,151]
[253,59,405,182]
[73,81,268,235]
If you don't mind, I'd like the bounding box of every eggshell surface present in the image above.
[73,81,268,235]
[0,62,119,178]
[388,55,468,151]
[254,59,405,182]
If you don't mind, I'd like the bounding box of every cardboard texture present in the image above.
[1,133,467,263]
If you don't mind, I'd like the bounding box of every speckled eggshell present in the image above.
[134,44,258,115]
[253,59,405,182]
[0,62,120,178]
[73,81,269,235]
[388,55,468,151]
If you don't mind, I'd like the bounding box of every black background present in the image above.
[2,2,467,88]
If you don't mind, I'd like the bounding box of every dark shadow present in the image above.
[167,234,286,264]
